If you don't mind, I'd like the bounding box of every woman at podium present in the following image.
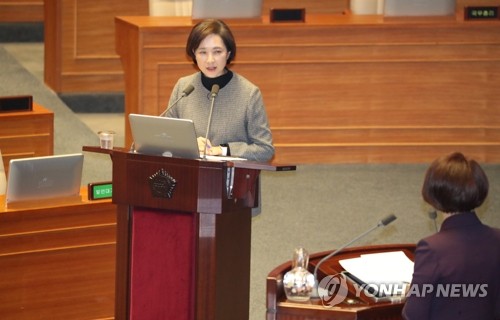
[403,152,500,320]
[165,19,275,162]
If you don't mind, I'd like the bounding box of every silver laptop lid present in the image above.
[192,0,263,19]
[384,0,455,17]
[129,113,200,159]
[6,153,84,204]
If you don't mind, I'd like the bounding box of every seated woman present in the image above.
[403,152,500,320]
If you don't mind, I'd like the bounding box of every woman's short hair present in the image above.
[186,19,236,65]
[422,152,489,213]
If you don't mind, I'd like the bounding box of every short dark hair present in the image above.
[422,152,489,213]
[186,19,236,65]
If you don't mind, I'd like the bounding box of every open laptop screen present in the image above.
[129,114,200,159]
[6,153,83,205]
[191,0,263,19]
[384,0,455,16]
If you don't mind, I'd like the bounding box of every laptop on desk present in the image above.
[191,0,263,19]
[129,113,201,159]
[6,153,84,207]
[384,0,455,17]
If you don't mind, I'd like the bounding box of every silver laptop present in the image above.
[129,113,200,159]
[384,0,455,17]
[192,0,263,19]
[6,153,84,205]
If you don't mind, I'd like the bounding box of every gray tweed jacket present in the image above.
[166,71,275,162]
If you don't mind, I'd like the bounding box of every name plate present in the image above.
[464,6,499,20]
[270,8,306,22]
[88,182,113,200]
[0,95,33,112]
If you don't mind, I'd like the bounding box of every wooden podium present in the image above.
[267,244,416,320]
[84,146,295,320]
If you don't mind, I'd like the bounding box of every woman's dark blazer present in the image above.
[402,212,500,320]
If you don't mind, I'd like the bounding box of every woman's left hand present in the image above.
[197,137,222,155]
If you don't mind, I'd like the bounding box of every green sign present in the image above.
[91,183,113,199]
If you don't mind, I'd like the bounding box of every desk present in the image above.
[0,103,53,174]
[115,15,500,164]
[267,244,415,320]
[0,188,116,319]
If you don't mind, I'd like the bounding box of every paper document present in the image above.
[339,251,414,285]
[203,155,247,162]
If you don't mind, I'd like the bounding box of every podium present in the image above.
[266,244,416,320]
[84,147,295,319]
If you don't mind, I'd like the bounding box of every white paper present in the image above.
[203,155,247,162]
[339,251,414,285]
[0,149,6,195]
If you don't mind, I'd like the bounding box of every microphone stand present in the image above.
[428,210,438,233]
[158,84,194,117]
[202,84,219,159]
[158,96,184,117]
[311,214,397,298]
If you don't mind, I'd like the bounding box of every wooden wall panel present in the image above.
[0,195,116,320]
[0,103,53,174]
[4,0,500,25]
[44,0,149,92]
[43,0,348,93]
[243,61,500,127]
[42,0,500,93]
[0,246,116,319]
[0,0,44,22]
[116,15,500,164]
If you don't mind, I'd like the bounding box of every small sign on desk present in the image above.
[464,6,499,20]
[88,182,113,200]
[0,95,33,112]
[270,8,306,22]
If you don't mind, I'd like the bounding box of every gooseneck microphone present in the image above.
[202,84,219,159]
[158,84,195,117]
[311,214,397,297]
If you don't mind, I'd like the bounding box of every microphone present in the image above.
[202,84,219,159]
[158,84,195,117]
[428,210,438,232]
[311,214,397,297]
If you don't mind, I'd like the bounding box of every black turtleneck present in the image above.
[201,69,233,91]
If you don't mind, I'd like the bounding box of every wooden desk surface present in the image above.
[1,186,92,211]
